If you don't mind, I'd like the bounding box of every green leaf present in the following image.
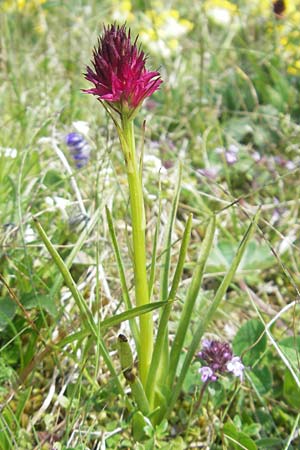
[22,293,57,316]
[132,411,152,442]
[283,369,300,409]
[279,336,300,376]
[167,211,259,419]
[223,423,257,450]
[169,215,216,385]
[102,301,170,330]
[0,297,16,331]
[249,366,272,395]
[105,206,139,348]
[146,214,193,405]
[33,217,124,396]
[15,387,32,421]
[160,163,182,303]
[207,240,274,275]
[242,423,261,437]
[255,438,283,449]
[57,302,169,348]
[233,319,267,366]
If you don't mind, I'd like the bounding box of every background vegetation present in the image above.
[0,0,300,448]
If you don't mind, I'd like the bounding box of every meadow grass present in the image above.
[0,1,300,448]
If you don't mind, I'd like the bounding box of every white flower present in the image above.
[0,147,17,158]
[226,356,245,381]
[24,225,36,243]
[207,7,232,25]
[72,121,89,136]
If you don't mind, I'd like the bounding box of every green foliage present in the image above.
[223,422,257,450]
[1,0,300,447]
[233,319,267,366]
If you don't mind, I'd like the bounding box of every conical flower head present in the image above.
[84,24,162,116]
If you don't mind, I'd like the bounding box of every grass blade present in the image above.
[166,210,259,418]
[148,178,162,300]
[160,163,182,303]
[101,301,170,330]
[49,208,101,300]
[105,206,140,349]
[146,214,193,406]
[32,217,124,395]
[168,215,216,386]
[158,163,182,377]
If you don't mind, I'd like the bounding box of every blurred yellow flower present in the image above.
[204,0,238,25]
[274,1,300,75]
[2,0,46,13]
[112,0,134,23]
[110,0,193,58]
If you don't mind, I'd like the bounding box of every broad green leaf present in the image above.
[22,293,57,317]
[207,240,274,274]
[0,297,16,331]
[283,369,300,409]
[250,366,272,395]
[223,423,257,450]
[255,438,283,449]
[233,319,267,366]
[279,336,300,376]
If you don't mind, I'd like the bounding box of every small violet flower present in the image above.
[84,23,163,117]
[66,133,90,169]
[197,339,245,383]
[199,366,217,382]
[215,144,239,166]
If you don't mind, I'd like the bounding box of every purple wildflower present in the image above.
[197,339,245,383]
[84,23,163,116]
[199,366,217,382]
[215,144,239,166]
[66,133,90,169]
[225,144,239,165]
[274,156,295,170]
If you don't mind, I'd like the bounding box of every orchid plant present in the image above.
[34,23,257,436]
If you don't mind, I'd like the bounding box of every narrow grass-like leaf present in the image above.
[33,217,98,333]
[168,215,216,386]
[102,301,169,330]
[105,205,139,348]
[160,163,182,302]
[57,302,169,349]
[57,329,91,348]
[15,387,32,421]
[146,214,193,405]
[148,179,162,300]
[0,415,14,450]
[166,210,259,418]
[32,217,124,395]
[50,208,101,300]
[159,163,182,377]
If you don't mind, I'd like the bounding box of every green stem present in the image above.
[119,116,153,388]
